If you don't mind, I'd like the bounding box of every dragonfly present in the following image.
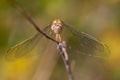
[6,0,109,80]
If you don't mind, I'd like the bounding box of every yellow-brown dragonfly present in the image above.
[6,1,109,80]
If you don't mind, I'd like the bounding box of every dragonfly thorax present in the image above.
[51,19,63,34]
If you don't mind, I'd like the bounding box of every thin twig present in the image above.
[8,0,59,44]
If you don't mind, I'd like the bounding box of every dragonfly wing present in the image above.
[6,25,50,60]
[63,22,110,57]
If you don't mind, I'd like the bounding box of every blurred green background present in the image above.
[0,0,120,80]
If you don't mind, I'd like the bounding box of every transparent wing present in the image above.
[63,22,110,58]
[50,23,110,80]
[6,25,51,60]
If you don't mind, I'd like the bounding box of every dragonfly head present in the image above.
[51,19,63,34]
